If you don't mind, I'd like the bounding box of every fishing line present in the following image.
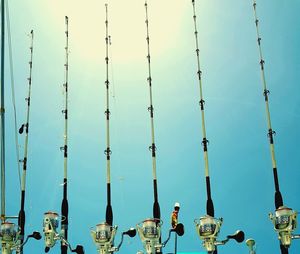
[17,29,34,254]
[108,35,116,100]
[108,33,123,214]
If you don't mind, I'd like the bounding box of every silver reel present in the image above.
[136,218,162,254]
[91,222,136,254]
[43,211,84,254]
[195,215,244,253]
[269,206,299,248]
[0,221,41,254]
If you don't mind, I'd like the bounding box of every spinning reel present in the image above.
[0,221,41,254]
[269,206,299,249]
[43,211,84,254]
[91,222,136,254]
[195,215,244,253]
[137,218,184,254]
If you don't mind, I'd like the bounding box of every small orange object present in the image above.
[171,202,180,229]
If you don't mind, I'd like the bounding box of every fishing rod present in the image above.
[252,0,282,211]
[90,5,136,253]
[192,0,213,219]
[145,0,159,222]
[191,1,244,253]
[251,1,299,253]
[42,16,83,254]
[136,2,184,254]
[61,15,69,254]
[1,0,6,225]
[17,30,35,254]
[104,3,113,227]
[0,2,41,251]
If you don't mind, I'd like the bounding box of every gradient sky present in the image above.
[2,0,300,253]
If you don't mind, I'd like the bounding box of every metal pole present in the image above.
[104,3,113,227]
[191,0,214,217]
[144,0,160,221]
[17,30,34,254]
[174,234,177,254]
[1,0,6,223]
[61,16,69,254]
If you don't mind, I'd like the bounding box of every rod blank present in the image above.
[17,30,34,254]
[61,16,69,254]
[1,0,6,223]
[104,4,113,227]
[144,0,160,220]
[191,0,214,217]
[252,0,283,210]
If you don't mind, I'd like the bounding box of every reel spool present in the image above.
[92,223,114,244]
[0,222,18,243]
[0,222,18,254]
[136,218,163,254]
[269,206,298,248]
[137,218,162,241]
[194,216,222,252]
[90,222,117,253]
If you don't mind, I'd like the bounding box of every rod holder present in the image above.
[269,205,298,248]
[136,218,163,254]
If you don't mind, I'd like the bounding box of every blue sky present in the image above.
[2,0,300,253]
